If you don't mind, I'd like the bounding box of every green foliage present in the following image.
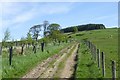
[50,30,60,41]
[2,28,11,47]
[47,23,60,31]
[29,25,42,41]
[20,37,26,45]
[61,24,105,33]
[3,28,11,42]
[47,23,63,43]
[26,32,33,44]
[73,26,78,33]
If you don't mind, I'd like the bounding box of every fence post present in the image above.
[97,49,100,68]
[0,45,2,55]
[91,43,94,58]
[41,42,44,52]
[9,46,13,65]
[93,45,95,60]
[111,60,116,80]
[94,46,97,61]
[101,52,105,77]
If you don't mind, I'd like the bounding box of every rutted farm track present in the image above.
[22,43,79,79]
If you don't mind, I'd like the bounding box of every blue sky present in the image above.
[0,2,118,41]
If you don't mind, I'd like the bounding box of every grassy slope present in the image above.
[0,56,1,79]
[76,43,102,78]
[2,42,69,78]
[72,28,118,78]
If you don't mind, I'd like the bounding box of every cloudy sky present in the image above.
[0,1,118,41]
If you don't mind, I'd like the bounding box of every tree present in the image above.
[47,23,61,42]
[51,30,61,42]
[3,28,10,42]
[73,26,78,33]
[47,23,60,32]
[2,28,11,47]
[61,24,106,33]
[43,20,49,37]
[29,24,42,41]
[26,32,33,48]
[57,33,64,45]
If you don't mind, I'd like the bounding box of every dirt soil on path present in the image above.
[22,44,71,78]
[22,43,79,79]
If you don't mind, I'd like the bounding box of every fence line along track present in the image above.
[84,40,117,79]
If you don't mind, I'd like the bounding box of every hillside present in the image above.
[1,28,118,79]
[70,28,118,78]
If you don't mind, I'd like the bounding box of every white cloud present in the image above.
[1,2,73,29]
[0,2,74,41]
[12,9,37,23]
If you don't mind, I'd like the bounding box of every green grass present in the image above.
[72,28,118,78]
[76,43,102,78]
[0,55,2,79]
[2,42,70,78]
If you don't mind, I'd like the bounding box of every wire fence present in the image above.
[83,40,116,79]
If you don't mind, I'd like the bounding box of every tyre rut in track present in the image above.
[22,44,73,78]
[38,44,75,78]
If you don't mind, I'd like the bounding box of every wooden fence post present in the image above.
[101,52,105,77]
[41,42,44,52]
[91,43,94,58]
[21,45,24,55]
[9,46,13,65]
[0,45,2,55]
[97,49,100,68]
[94,46,97,61]
[111,60,116,80]
[34,45,36,53]
[93,45,97,61]
[93,45,95,59]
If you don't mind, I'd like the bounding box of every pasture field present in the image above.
[72,28,118,78]
[2,42,70,78]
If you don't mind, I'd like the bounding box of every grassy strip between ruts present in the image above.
[75,42,102,78]
[2,42,70,78]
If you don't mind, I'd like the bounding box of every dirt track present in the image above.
[22,43,79,79]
